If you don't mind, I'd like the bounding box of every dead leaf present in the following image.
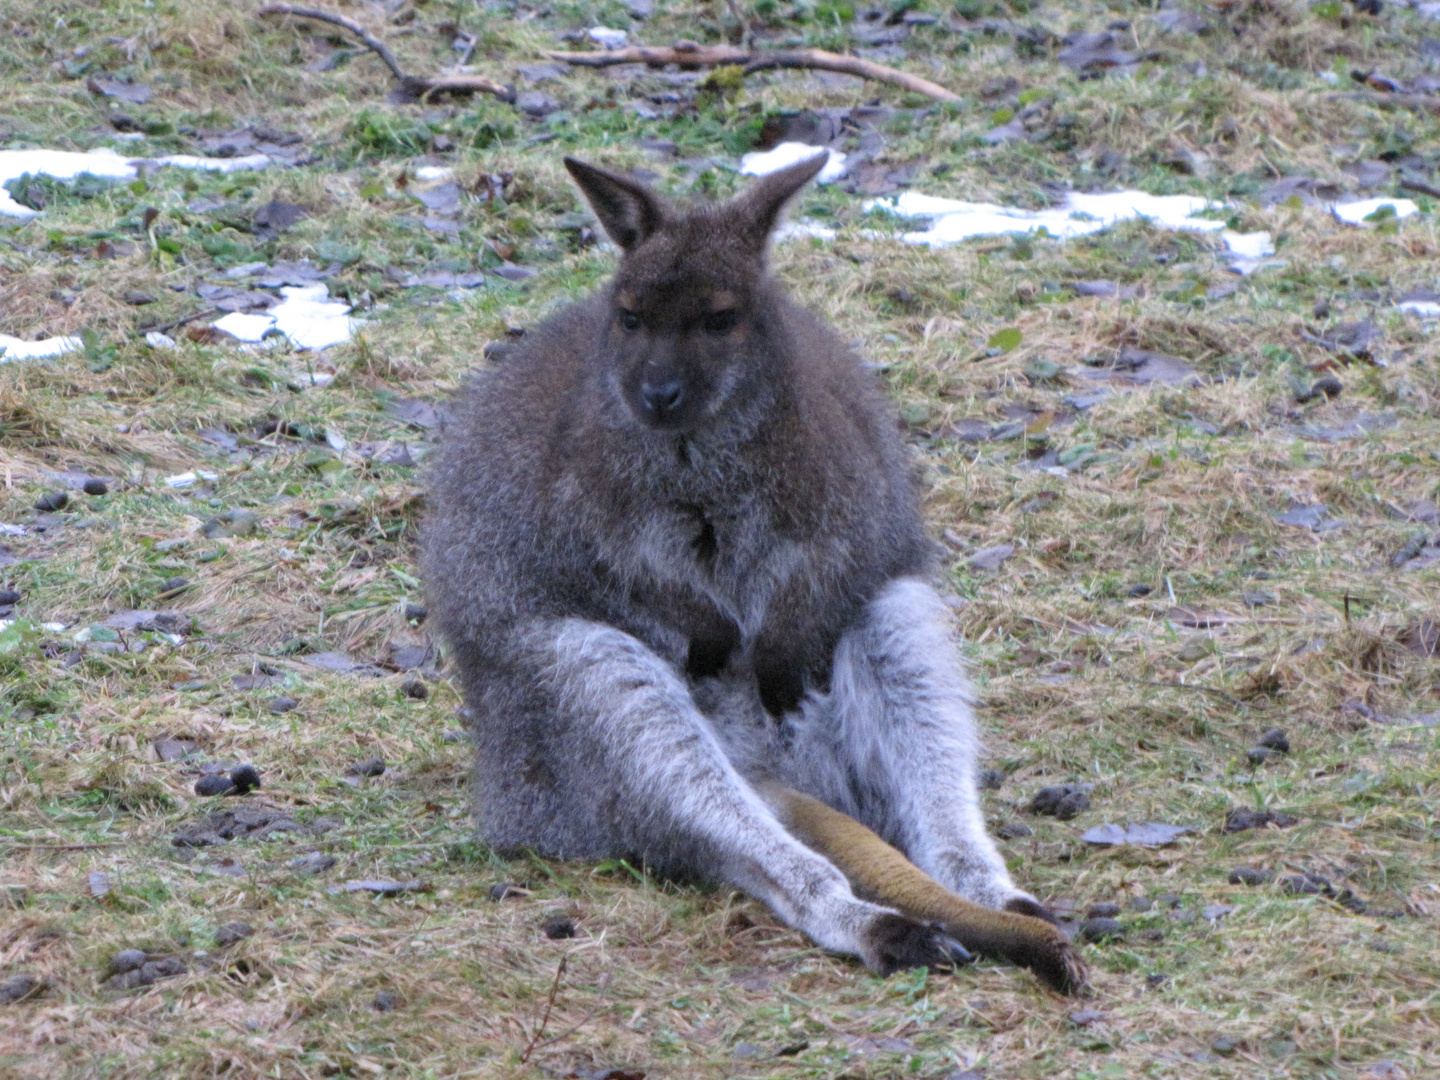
[1166,607,1238,629]
[1081,822,1192,846]
[87,76,152,104]
[343,879,429,894]
[968,543,1015,571]
[1400,620,1438,658]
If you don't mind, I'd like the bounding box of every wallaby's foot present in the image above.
[862,912,973,977]
[994,898,1088,996]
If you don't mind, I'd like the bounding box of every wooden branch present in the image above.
[545,40,961,103]
[258,3,514,103]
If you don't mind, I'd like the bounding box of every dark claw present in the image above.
[1004,896,1063,925]
[868,913,972,976]
[936,933,975,969]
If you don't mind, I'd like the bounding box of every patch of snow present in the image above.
[144,331,177,348]
[413,165,454,181]
[0,146,273,218]
[1222,229,1283,275]
[163,470,219,489]
[1399,300,1440,317]
[587,26,627,48]
[142,152,273,174]
[740,142,847,185]
[0,333,81,361]
[866,189,1227,245]
[1331,198,1419,225]
[774,218,838,242]
[212,283,361,350]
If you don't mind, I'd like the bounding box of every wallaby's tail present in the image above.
[763,784,1089,996]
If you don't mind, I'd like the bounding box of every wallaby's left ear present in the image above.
[731,151,829,247]
[565,157,667,251]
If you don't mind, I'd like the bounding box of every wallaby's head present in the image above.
[564,153,828,433]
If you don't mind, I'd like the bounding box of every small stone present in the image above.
[268,696,298,715]
[1028,783,1092,820]
[82,478,109,496]
[1146,972,1167,987]
[1248,746,1278,765]
[0,974,41,1004]
[139,957,187,983]
[158,576,188,594]
[373,989,401,1012]
[403,602,427,623]
[1086,901,1121,918]
[123,290,156,306]
[1079,917,1123,942]
[542,914,576,939]
[1211,1036,1241,1056]
[1280,874,1326,896]
[153,738,196,762]
[401,679,429,700]
[977,768,1005,790]
[1229,866,1273,886]
[228,764,261,794]
[113,949,148,973]
[0,589,20,606]
[1158,893,1183,909]
[488,881,525,901]
[290,851,337,875]
[34,490,68,512]
[1223,807,1297,833]
[1125,583,1153,597]
[1312,376,1343,399]
[345,757,386,778]
[1257,728,1290,753]
[195,774,235,796]
[441,729,470,744]
[1128,896,1153,912]
[215,921,253,947]
[1139,928,1165,942]
[994,821,1032,840]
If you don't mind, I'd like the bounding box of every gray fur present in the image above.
[422,155,1034,971]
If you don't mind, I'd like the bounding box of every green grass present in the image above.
[1,0,1438,1076]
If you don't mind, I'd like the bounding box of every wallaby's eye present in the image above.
[619,310,641,332]
[703,309,738,336]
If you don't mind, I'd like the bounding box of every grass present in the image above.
[1,0,1438,1076]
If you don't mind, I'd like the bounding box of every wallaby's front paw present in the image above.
[863,912,974,977]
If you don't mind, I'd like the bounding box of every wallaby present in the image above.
[422,153,1085,994]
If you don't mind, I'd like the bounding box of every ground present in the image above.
[0,0,1437,1078]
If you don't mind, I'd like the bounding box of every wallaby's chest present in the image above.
[629,494,809,639]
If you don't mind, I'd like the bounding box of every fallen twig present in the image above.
[258,4,514,102]
[149,306,219,336]
[1400,178,1440,200]
[1142,682,1246,708]
[545,40,960,103]
[1328,91,1440,116]
[518,955,568,1064]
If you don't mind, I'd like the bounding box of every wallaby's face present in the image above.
[565,155,828,434]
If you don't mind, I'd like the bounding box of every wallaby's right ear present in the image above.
[564,157,666,251]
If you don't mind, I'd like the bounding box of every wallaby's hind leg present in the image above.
[762,784,1088,995]
[497,618,963,976]
[780,579,1037,912]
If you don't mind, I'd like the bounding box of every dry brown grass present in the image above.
[1,0,1438,1076]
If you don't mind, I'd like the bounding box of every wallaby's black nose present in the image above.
[641,378,684,418]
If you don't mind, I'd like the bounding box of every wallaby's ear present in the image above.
[564,157,666,251]
[731,150,829,246]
